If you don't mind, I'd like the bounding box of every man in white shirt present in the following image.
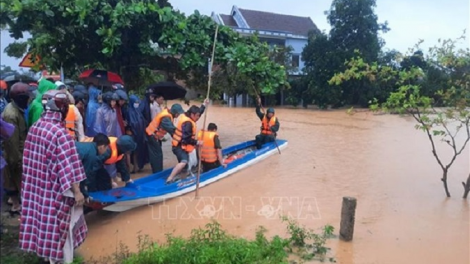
[150,93,164,120]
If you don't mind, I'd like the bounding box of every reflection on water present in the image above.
[79,104,469,264]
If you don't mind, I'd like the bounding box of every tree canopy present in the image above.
[2,0,287,98]
[297,0,389,108]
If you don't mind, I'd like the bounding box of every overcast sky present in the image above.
[1,0,469,70]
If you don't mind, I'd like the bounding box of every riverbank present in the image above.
[1,213,335,264]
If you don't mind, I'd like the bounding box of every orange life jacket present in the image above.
[261,115,277,135]
[78,136,122,164]
[104,137,124,165]
[65,104,76,138]
[79,136,123,164]
[145,108,172,139]
[172,114,196,153]
[197,130,218,163]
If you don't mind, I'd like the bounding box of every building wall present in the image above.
[285,38,308,74]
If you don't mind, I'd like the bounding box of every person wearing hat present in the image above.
[55,81,85,141]
[28,78,56,127]
[1,82,30,215]
[20,89,88,264]
[255,97,280,149]
[145,103,184,173]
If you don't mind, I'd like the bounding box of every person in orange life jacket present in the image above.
[197,123,227,173]
[56,81,85,141]
[74,133,111,199]
[145,103,184,173]
[86,134,137,188]
[166,101,209,184]
[255,97,280,149]
[72,89,87,134]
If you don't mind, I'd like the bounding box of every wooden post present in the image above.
[339,196,357,241]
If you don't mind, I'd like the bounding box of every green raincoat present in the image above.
[28,79,57,127]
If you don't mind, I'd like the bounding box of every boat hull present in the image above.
[88,139,288,212]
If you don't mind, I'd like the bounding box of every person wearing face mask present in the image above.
[126,95,148,173]
[1,82,30,216]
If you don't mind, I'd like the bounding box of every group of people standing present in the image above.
[0,77,280,263]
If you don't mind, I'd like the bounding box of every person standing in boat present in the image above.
[255,97,280,149]
[165,102,209,184]
[145,103,184,173]
[197,123,227,173]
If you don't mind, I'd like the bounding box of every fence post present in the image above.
[339,196,357,241]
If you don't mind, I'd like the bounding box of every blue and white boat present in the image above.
[87,139,288,212]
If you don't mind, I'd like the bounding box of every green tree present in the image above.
[301,32,343,108]
[3,0,174,89]
[159,14,288,99]
[330,35,470,198]
[3,0,287,98]
[327,0,389,105]
[300,0,389,108]
[327,0,388,63]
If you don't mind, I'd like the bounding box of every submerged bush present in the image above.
[121,216,335,264]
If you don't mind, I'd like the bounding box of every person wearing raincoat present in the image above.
[94,91,122,137]
[27,79,56,127]
[126,95,148,173]
[139,87,154,127]
[113,84,128,135]
[85,86,101,137]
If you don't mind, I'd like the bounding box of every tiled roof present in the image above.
[238,8,319,36]
[219,14,238,27]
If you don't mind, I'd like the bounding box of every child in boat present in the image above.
[197,123,227,173]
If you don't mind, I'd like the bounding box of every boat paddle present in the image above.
[195,25,219,199]
[255,91,281,155]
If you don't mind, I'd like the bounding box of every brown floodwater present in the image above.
[78,103,469,264]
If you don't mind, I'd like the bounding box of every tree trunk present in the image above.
[462,173,470,199]
[441,170,451,197]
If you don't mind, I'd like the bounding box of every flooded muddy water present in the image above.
[79,103,469,264]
